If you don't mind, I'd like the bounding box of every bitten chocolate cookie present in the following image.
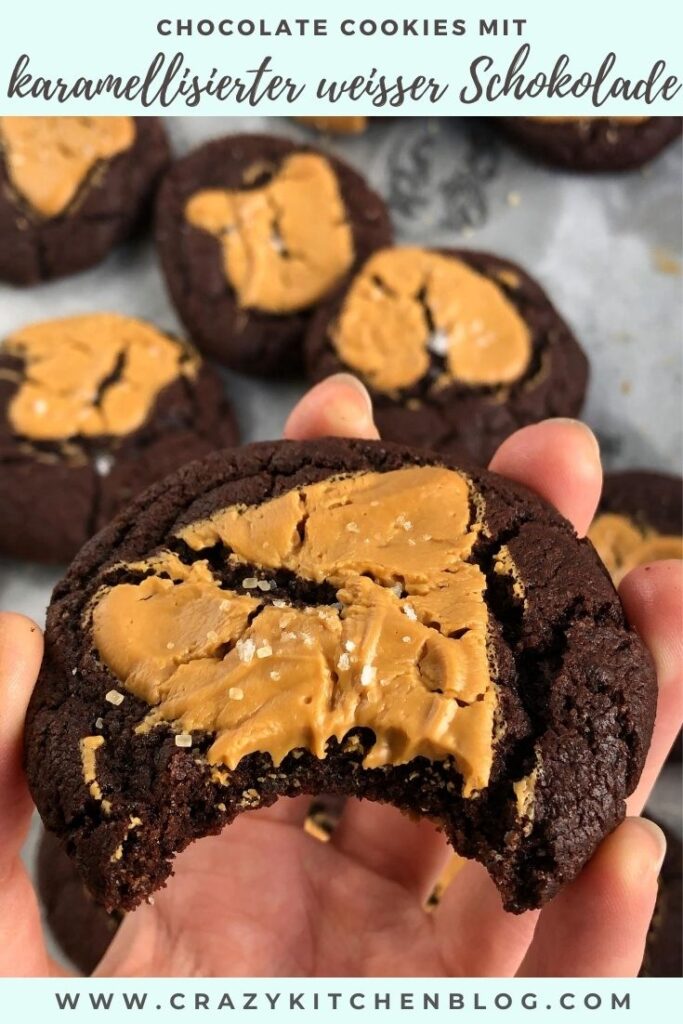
[0,313,238,563]
[0,117,169,285]
[306,247,587,463]
[499,117,682,172]
[37,829,120,974]
[155,134,393,375]
[588,471,683,587]
[640,819,683,978]
[26,438,655,915]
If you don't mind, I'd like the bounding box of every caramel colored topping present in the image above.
[426,852,467,907]
[0,117,135,218]
[80,735,105,801]
[295,116,368,135]
[589,512,683,587]
[4,314,198,442]
[92,467,499,796]
[185,154,354,314]
[513,768,538,822]
[529,116,649,125]
[331,249,532,393]
[493,545,526,602]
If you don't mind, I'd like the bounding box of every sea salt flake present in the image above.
[403,604,417,621]
[242,577,259,589]
[427,329,449,356]
[402,636,412,643]
[95,717,104,729]
[257,580,274,592]
[206,630,218,643]
[94,453,114,477]
[105,689,124,706]
[229,687,244,701]
[360,665,376,686]
[344,640,356,652]
[270,670,281,681]
[219,599,231,611]
[346,521,360,533]
[236,638,256,663]
[256,644,272,659]
[272,599,286,608]
[175,733,192,748]
[166,641,175,650]
[337,653,351,672]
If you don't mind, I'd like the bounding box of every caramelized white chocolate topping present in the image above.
[91,466,500,796]
[4,313,198,441]
[0,117,135,217]
[588,512,682,586]
[185,153,354,314]
[331,248,532,393]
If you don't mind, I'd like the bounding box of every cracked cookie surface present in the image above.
[156,134,392,376]
[0,313,238,563]
[25,438,655,913]
[0,117,169,284]
[306,248,588,464]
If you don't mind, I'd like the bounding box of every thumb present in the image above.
[0,612,65,976]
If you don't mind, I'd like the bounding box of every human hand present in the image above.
[1,374,681,977]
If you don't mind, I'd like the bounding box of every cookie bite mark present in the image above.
[0,117,135,218]
[295,116,369,135]
[330,248,532,393]
[4,314,199,442]
[90,466,497,796]
[589,513,683,586]
[185,153,355,314]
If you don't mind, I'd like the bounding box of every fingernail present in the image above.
[630,817,667,876]
[328,373,374,418]
[551,418,601,462]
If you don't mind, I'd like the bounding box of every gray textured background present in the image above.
[0,117,680,971]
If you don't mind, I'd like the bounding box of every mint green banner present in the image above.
[0,978,680,1022]
[0,0,681,114]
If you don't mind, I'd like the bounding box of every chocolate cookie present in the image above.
[37,829,120,974]
[155,134,393,375]
[0,117,169,285]
[295,117,369,135]
[588,471,683,587]
[0,313,238,563]
[25,438,655,915]
[640,819,682,978]
[499,117,682,172]
[306,247,587,463]
[588,469,682,763]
